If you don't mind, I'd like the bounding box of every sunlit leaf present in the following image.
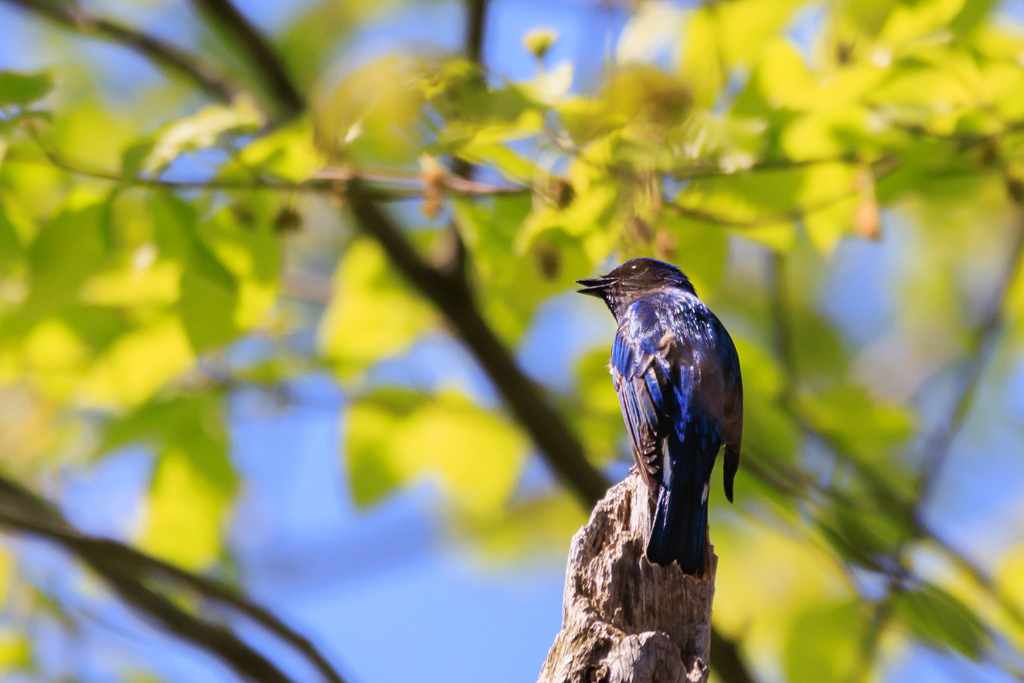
[346,389,528,516]
[569,347,623,462]
[0,200,25,274]
[151,193,238,352]
[139,447,232,570]
[786,600,867,683]
[459,492,586,561]
[145,102,263,173]
[731,337,800,469]
[655,213,729,296]
[454,195,587,342]
[106,395,236,569]
[318,238,435,377]
[78,316,194,408]
[233,118,324,182]
[315,54,425,164]
[0,630,30,674]
[279,0,433,89]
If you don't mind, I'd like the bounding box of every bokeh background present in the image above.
[1,0,1024,682]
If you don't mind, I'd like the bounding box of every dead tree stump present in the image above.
[538,470,716,683]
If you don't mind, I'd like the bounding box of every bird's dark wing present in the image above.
[610,302,697,498]
[712,317,743,502]
[611,323,662,497]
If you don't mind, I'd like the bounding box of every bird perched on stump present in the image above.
[577,258,743,576]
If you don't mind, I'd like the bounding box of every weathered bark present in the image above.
[538,470,716,683]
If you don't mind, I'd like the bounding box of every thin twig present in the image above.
[766,211,1024,671]
[2,145,528,200]
[916,201,1024,501]
[668,156,900,229]
[1,0,236,104]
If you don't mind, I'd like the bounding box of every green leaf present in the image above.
[891,585,987,659]
[797,385,915,464]
[679,8,723,108]
[121,138,156,179]
[199,202,280,331]
[786,600,867,683]
[454,195,588,342]
[318,238,435,377]
[26,196,110,317]
[458,492,587,561]
[655,213,729,296]
[569,347,624,463]
[731,336,800,462]
[879,0,976,45]
[78,315,194,408]
[315,54,425,164]
[279,0,431,90]
[0,199,25,274]
[679,0,802,107]
[0,630,30,674]
[140,447,233,570]
[151,193,243,352]
[819,505,910,569]
[231,118,323,182]
[674,169,805,252]
[517,149,619,262]
[103,395,236,570]
[145,102,263,173]
[346,389,528,516]
[0,70,53,106]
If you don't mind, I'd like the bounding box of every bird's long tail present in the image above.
[645,421,720,575]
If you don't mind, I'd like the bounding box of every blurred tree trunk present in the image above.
[538,471,715,683]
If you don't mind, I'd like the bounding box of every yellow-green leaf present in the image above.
[318,238,435,377]
[346,389,528,516]
[139,447,232,571]
[786,600,867,683]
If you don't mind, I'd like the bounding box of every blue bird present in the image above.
[577,258,743,575]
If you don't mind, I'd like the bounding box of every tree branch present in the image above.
[1,0,236,104]
[344,179,610,505]
[464,0,489,66]
[0,475,347,683]
[189,0,304,120]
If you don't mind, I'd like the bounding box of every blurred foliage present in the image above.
[0,0,1023,681]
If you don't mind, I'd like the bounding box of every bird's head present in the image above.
[575,258,695,320]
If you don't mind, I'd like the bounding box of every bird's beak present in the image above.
[575,276,616,298]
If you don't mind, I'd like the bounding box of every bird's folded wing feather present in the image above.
[610,313,693,497]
